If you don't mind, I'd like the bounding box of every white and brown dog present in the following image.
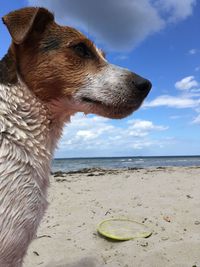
[0,7,151,267]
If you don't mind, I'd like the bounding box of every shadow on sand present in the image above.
[45,257,98,267]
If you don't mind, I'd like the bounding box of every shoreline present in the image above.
[52,165,200,176]
[24,167,200,267]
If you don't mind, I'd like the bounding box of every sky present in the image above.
[0,0,200,157]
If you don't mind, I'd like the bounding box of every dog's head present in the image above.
[3,7,151,119]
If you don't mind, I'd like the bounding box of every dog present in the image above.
[0,7,151,267]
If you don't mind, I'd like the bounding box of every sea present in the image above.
[51,156,200,172]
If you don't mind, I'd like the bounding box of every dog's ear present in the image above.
[2,7,54,44]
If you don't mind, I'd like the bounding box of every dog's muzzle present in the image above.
[73,64,152,119]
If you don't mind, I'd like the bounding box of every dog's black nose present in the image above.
[126,72,152,97]
[128,73,152,98]
[135,78,152,92]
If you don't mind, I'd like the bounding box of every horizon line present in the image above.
[53,155,200,160]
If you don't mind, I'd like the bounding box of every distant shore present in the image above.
[25,167,200,267]
[51,167,144,176]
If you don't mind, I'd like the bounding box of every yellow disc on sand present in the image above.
[97,218,152,241]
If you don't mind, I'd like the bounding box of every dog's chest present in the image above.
[0,83,52,188]
[0,83,56,260]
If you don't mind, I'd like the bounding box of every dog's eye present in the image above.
[72,43,93,58]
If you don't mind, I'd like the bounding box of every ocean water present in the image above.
[51,156,200,172]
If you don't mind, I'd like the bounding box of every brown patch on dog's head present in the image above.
[3,7,106,101]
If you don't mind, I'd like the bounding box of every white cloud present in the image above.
[28,0,196,51]
[144,74,200,126]
[129,137,176,150]
[189,48,198,55]
[144,95,200,109]
[55,114,168,157]
[195,66,200,72]
[193,114,200,124]
[130,140,155,150]
[175,76,199,90]
[128,119,167,132]
[76,130,99,140]
[170,115,182,119]
[114,55,129,61]
[155,0,197,22]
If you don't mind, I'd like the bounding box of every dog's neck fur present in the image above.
[0,52,69,266]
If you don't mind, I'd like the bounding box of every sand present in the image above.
[24,167,200,267]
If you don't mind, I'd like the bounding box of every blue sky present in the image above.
[0,0,200,157]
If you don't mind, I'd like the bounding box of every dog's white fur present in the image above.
[0,83,67,267]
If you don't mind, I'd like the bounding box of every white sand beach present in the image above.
[24,167,200,267]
